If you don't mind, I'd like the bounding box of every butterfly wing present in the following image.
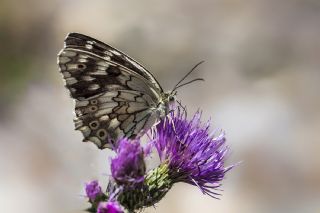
[57,33,164,149]
[61,32,163,95]
[73,90,159,149]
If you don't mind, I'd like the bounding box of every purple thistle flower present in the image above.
[154,109,233,198]
[97,201,125,213]
[85,180,102,201]
[111,139,146,185]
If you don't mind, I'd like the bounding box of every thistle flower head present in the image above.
[97,201,125,213]
[154,109,232,198]
[111,139,146,185]
[85,180,102,201]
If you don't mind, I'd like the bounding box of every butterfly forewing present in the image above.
[58,33,166,149]
[63,33,163,93]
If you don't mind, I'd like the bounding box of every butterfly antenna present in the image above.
[172,60,205,92]
[174,78,205,90]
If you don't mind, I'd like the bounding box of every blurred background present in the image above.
[1,0,320,212]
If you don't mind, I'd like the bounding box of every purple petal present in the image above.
[111,139,146,185]
[85,180,102,201]
[97,201,124,213]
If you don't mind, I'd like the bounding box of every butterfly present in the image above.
[57,33,203,149]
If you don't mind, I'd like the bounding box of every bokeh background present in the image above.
[1,0,320,212]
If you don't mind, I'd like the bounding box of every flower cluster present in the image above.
[83,108,234,212]
[111,139,145,186]
[154,110,233,198]
[85,180,102,201]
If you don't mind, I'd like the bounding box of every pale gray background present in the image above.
[1,0,319,212]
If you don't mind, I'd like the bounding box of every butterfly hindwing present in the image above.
[73,90,157,149]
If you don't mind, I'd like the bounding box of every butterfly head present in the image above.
[162,91,177,114]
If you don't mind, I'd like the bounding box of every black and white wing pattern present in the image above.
[57,33,165,149]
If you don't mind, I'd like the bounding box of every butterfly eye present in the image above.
[169,96,175,102]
